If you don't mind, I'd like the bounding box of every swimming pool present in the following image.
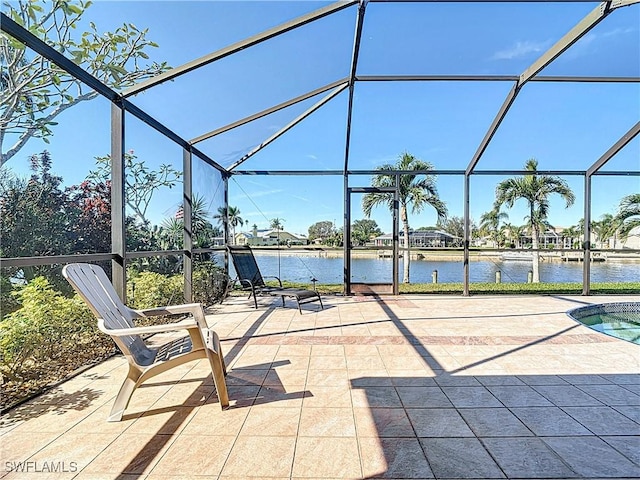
[568,302,640,345]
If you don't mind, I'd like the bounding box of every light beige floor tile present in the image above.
[306,369,350,387]
[180,403,250,436]
[69,403,140,433]
[308,355,347,370]
[61,473,143,480]
[150,383,213,409]
[310,345,345,356]
[272,355,312,370]
[292,437,361,478]
[264,368,308,387]
[22,432,117,480]
[0,430,63,466]
[10,405,94,434]
[82,433,177,475]
[221,436,296,477]
[345,355,386,371]
[302,386,353,408]
[150,434,236,476]
[275,345,312,357]
[298,407,356,437]
[239,407,301,436]
[127,406,196,435]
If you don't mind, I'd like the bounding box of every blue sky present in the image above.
[3,0,639,236]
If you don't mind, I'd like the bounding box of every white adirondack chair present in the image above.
[62,263,228,422]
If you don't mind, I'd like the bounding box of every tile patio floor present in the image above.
[1,293,639,479]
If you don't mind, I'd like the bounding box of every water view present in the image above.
[237,253,640,285]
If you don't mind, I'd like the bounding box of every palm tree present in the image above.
[592,213,621,249]
[270,217,284,245]
[616,193,640,240]
[160,217,183,250]
[362,152,447,283]
[494,158,575,283]
[502,223,525,249]
[478,208,509,247]
[214,205,245,244]
[561,225,581,249]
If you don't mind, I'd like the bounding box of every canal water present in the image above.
[236,254,639,285]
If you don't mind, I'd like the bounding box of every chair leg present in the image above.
[206,331,229,408]
[251,287,258,309]
[108,366,141,422]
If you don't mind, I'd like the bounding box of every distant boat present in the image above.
[500,252,533,261]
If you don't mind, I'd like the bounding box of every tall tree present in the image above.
[561,224,581,249]
[164,195,220,250]
[478,208,508,247]
[351,219,382,246]
[494,158,575,282]
[269,217,284,244]
[362,152,447,283]
[616,193,640,240]
[436,215,473,247]
[0,151,71,288]
[308,220,335,242]
[591,213,621,249]
[1,0,170,166]
[88,151,181,227]
[65,178,111,254]
[270,217,284,231]
[501,223,525,249]
[214,205,245,244]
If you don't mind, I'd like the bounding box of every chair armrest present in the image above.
[134,302,209,330]
[134,303,204,317]
[98,317,198,337]
[263,276,283,287]
[236,279,255,289]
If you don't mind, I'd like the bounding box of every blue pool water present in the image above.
[568,302,640,345]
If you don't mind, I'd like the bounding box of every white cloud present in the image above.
[491,40,552,60]
[230,188,283,202]
[603,27,635,37]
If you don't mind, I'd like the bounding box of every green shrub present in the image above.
[0,277,111,390]
[126,271,184,309]
[192,262,232,306]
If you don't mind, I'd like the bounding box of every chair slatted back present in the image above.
[227,245,266,288]
[62,263,153,365]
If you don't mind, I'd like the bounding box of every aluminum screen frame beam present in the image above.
[111,102,127,300]
[357,74,640,83]
[0,13,119,102]
[519,2,613,84]
[191,78,349,144]
[369,0,607,2]
[1,13,227,175]
[586,121,640,176]
[227,83,349,171]
[343,0,367,173]
[582,121,640,294]
[123,1,357,97]
[465,1,620,176]
[182,148,193,303]
[466,83,519,176]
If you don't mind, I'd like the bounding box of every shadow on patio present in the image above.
[1,294,639,479]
